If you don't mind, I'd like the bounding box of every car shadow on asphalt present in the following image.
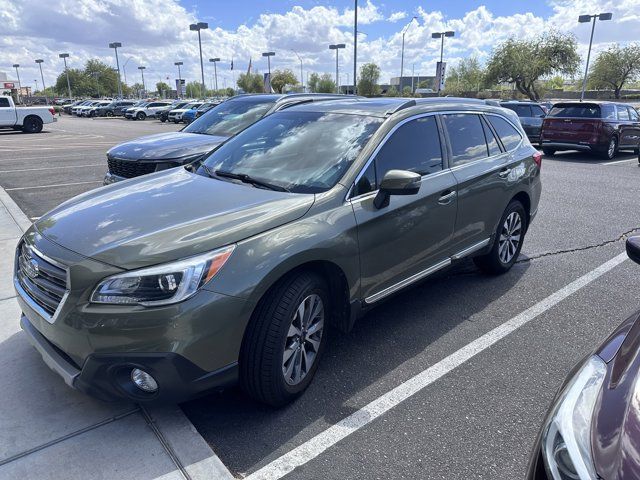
[181,258,530,475]
[0,130,53,136]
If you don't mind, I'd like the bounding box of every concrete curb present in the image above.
[0,185,235,480]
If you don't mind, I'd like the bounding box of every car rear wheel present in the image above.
[601,137,617,160]
[136,112,146,121]
[474,201,527,275]
[106,111,114,117]
[22,117,43,134]
[240,271,329,407]
[542,148,555,156]
[160,117,166,123]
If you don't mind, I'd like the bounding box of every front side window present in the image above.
[0,98,10,107]
[487,115,522,151]
[199,111,382,194]
[617,105,630,121]
[442,114,489,165]
[184,98,276,137]
[374,116,443,180]
[531,106,546,118]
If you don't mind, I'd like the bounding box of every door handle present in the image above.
[498,168,512,178]
[438,190,456,205]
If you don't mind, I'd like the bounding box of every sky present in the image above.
[1,0,639,92]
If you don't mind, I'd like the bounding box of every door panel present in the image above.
[352,171,457,302]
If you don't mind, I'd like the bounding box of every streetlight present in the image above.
[578,12,612,101]
[291,50,304,91]
[431,30,455,93]
[262,51,275,92]
[190,22,209,97]
[138,66,146,98]
[174,61,183,98]
[400,17,418,92]
[58,53,72,99]
[34,59,48,104]
[122,57,132,86]
[108,42,123,98]
[329,44,346,93]
[12,64,21,103]
[209,58,220,92]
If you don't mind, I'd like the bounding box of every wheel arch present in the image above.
[510,190,531,232]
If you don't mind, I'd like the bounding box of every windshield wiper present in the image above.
[214,169,290,192]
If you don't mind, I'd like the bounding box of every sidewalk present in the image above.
[0,187,233,480]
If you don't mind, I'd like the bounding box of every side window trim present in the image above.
[347,112,442,201]
[480,115,506,154]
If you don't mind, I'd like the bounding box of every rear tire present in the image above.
[136,111,146,121]
[542,148,555,156]
[474,201,527,275]
[22,117,43,134]
[240,271,329,407]
[600,137,617,160]
[106,111,114,117]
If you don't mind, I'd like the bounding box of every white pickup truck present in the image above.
[0,96,57,133]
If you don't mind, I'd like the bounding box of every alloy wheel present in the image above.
[498,211,522,264]
[607,138,617,159]
[282,294,325,386]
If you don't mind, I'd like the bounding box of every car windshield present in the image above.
[184,98,276,137]
[198,111,383,194]
[549,104,601,118]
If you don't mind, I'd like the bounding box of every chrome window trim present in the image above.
[345,110,525,202]
[450,238,491,260]
[14,242,70,324]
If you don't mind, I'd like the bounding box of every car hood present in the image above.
[592,310,640,480]
[35,168,315,269]
[107,132,228,161]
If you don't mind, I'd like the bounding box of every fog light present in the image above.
[131,368,158,393]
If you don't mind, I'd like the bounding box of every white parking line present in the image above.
[245,251,628,480]
[0,164,103,173]
[5,180,102,191]
[602,158,638,166]
[0,153,91,162]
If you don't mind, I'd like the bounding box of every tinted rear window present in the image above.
[548,104,601,118]
[487,115,522,151]
[0,98,10,107]
[502,104,531,118]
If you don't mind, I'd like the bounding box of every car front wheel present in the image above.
[600,137,617,160]
[136,112,146,121]
[474,200,527,275]
[22,117,43,133]
[240,271,329,407]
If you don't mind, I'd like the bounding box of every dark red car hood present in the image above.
[593,310,640,480]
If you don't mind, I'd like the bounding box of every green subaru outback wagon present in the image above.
[16,97,541,406]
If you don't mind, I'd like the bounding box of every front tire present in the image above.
[600,137,617,160]
[106,111,114,117]
[136,112,146,121]
[474,201,527,275]
[22,117,43,133]
[240,272,329,407]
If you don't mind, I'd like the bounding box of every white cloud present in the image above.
[1,0,639,93]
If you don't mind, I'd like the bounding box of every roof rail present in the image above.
[385,99,416,115]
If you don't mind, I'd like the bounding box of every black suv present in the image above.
[104,94,350,184]
[96,100,137,117]
[500,101,547,144]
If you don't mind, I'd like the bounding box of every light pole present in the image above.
[262,51,275,92]
[34,59,48,104]
[122,57,132,87]
[108,42,123,98]
[209,58,220,93]
[291,50,304,91]
[12,64,21,103]
[353,0,358,94]
[190,22,209,97]
[431,31,455,93]
[58,53,72,99]
[34,79,38,96]
[138,66,146,98]
[329,44,346,93]
[174,61,183,98]
[400,17,418,92]
[578,12,612,101]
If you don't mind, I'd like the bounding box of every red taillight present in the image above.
[533,151,542,169]
[48,107,56,116]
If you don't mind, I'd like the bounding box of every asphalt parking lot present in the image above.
[1,116,640,479]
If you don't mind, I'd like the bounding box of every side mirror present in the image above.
[627,237,640,265]
[373,169,421,209]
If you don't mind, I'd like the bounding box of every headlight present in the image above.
[90,245,234,306]
[542,355,606,480]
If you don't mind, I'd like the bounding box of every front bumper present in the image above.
[21,315,238,403]
[540,141,597,152]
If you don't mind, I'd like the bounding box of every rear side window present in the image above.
[487,115,522,151]
[601,104,617,119]
[617,105,630,121]
[503,104,532,118]
[548,104,600,118]
[0,98,10,107]
[630,108,639,121]
[531,106,546,118]
[442,114,489,165]
[374,116,443,178]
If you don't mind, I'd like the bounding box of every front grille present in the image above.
[16,243,68,317]
[107,157,157,179]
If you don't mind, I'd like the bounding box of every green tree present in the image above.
[156,81,171,97]
[384,86,400,97]
[357,63,381,96]
[270,69,298,93]
[445,57,486,94]
[588,43,640,98]
[317,73,336,93]
[130,82,145,98]
[544,75,565,90]
[237,72,264,93]
[402,86,413,97]
[185,81,205,98]
[486,31,580,100]
[307,73,320,92]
